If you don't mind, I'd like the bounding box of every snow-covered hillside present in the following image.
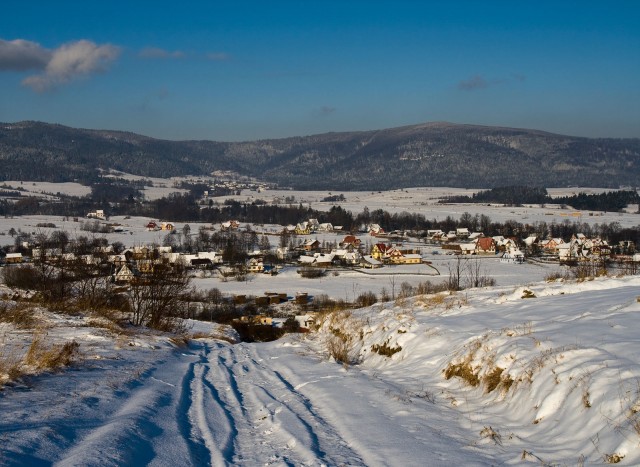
[2,275,640,465]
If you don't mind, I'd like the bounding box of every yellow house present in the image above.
[295,222,311,235]
[371,243,391,261]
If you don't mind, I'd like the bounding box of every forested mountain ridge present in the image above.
[1,121,639,190]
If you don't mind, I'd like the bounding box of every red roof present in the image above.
[476,237,495,251]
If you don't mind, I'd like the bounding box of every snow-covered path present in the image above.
[1,337,492,466]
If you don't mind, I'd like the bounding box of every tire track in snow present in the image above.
[177,342,243,466]
[210,344,365,466]
[176,358,212,466]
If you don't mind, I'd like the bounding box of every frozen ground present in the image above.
[2,276,640,465]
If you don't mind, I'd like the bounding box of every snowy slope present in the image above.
[1,276,640,465]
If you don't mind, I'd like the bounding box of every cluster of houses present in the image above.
[110,246,222,282]
[431,228,637,264]
[236,312,317,331]
[1,243,223,283]
[287,234,425,270]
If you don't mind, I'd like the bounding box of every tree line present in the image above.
[442,186,640,212]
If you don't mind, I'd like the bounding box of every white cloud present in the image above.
[0,38,51,71]
[20,40,120,92]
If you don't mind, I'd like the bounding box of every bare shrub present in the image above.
[297,267,327,279]
[545,270,571,282]
[2,265,42,290]
[323,310,363,367]
[327,335,351,366]
[0,302,38,329]
[355,291,377,307]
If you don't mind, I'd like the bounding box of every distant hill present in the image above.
[1,121,639,190]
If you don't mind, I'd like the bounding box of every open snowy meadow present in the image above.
[1,182,640,465]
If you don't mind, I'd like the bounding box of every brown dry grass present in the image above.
[0,302,38,329]
[24,332,80,371]
[168,335,190,347]
[444,360,480,387]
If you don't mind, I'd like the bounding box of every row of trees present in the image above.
[442,186,640,212]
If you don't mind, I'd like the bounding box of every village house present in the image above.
[220,220,240,231]
[475,237,496,255]
[146,221,159,231]
[371,243,392,261]
[501,250,525,264]
[114,264,136,283]
[427,229,445,240]
[539,238,564,254]
[4,252,23,264]
[307,219,320,232]
[341,235,361,249]
[360,255,383,269]
[459,242,477,255]
[368,224,385,236]
[332,249,361,265]
[87,209,106,220]
[301,239,321,252]
[295,221,312,235]
[160,222,175,231]
[247,257,264,273]
[276,246,294,261]
[297,252,335,267]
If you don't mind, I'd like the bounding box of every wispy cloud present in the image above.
[139,47,185,59]
[458,73,526,91]
[1,38,121,92]
[0,38,51,71]
[458,75,489,91]
[320,106,336,115]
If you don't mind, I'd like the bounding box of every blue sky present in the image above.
[1,1,638,141]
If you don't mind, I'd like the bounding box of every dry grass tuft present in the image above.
[444,360,480,387]
[168,334,190,347]
[24,333,80,371]
[521,289,536,299]
[87,317,127,335]
[479,426,502,445]
[484,367,504,393]
[327,335,352,367]
[0,348,22,385]
[0,302,38,329]
[371,340,402,357]
[604,453,624,464]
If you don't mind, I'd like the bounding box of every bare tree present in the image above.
[447,255,467,291]
[127,265,191,330]
[465,257,496,289]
